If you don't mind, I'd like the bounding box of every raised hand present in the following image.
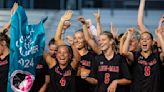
[127,28,135,35]
[61,10,73,21]
[110,22,118,39]
[94,9,101,22]
[11,3,18,16]
[78,16,86,24]
[158,15,164,30]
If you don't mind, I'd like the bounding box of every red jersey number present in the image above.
[144,66,151,76]
[104,73,110,84]
[60,77,66,87]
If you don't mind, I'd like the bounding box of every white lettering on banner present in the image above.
[19,45,38,57]
[18,58,34,68]
[16,29,38,57]
[15,29,38,68]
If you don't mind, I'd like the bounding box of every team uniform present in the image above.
[160,62,164,92]
[91,53,131,92]
[0,54,9,92]
[48,63,76,92]
[76,51,96,92]
[130,51,161,92]
[30,57,49,92]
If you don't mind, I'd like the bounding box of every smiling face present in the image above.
[140,32,153,52]
[99,33,113,52]
[56,46,70,66]
[74,31,86,50]
[48,44,57,56]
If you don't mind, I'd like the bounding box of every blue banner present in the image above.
[7,6,46,92]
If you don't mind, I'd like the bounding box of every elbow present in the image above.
[94,79,98,85]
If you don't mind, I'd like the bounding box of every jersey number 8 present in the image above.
[104,73,110,84]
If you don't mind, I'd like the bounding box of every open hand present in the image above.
[61,10,73,21]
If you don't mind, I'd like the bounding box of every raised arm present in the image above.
[137,0,148,33]
[122,28,134,63]
[158,15,164,32]
[0,3,17,33]
[94,9,102,36]
[119,32,127,55]
[78,16,101,55]
[66,35,81,69]
[156,28,164,62]
[110,22,118,40]
[0,21,11,33]
[54,10,73,45]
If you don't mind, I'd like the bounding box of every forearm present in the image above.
[122,34,131,56]
[96,20,102,36]
[119,35,126,55]
[39,75,50,92]
[39,83,48,92]
[157,34,164,54]
[71,44,81,62]
[138,0,147,32]
[55,19,65,41]
[0,21,11,33]
[114,78,131,85]
[84,77,98,85]
[83,23,93,40]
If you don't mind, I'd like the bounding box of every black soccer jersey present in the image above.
[30,56,49,92]
[79,51,95,70]
[76,51,96,92]
[130,51,161,92]
[48,63,76,92]
[0,54,9,92]
[92,53,131,92]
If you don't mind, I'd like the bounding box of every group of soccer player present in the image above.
[0,0,164,92]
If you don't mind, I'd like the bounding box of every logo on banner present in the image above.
[10,70,35,92]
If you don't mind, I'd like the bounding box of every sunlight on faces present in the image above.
[99,34,112,51]
[74,31,86,50]
[56,46,70,66]
[140,32,153,52]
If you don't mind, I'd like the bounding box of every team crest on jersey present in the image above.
[100,61,104,65]
[138,56,143,60]
[10,70,35,92]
